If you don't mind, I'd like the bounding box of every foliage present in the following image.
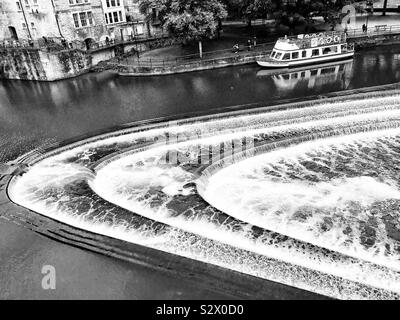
[140,0,228,43]
[222,0,361,27]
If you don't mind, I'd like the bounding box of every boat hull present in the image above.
[257,52,355,69]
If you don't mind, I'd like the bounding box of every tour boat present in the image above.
[257,32,355,68]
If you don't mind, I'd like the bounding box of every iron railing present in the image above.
[346,24,400,38]
[119,42,275,68]
[0,32,169,51]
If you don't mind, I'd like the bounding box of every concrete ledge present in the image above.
[117,53,270,76]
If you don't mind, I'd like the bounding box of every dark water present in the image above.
[1,45,400,163]
[1,44,400,299]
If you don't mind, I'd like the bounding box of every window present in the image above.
[302,50,307,58]
[300,71,306,78]
[87,11,93,25]
[292,52,299,60]
[282,53,290,60]
[73,11,94,28]
[310,70,318,76]
[69,0,90,5]
[106,0,121,8]
[275,52,282,60]
[73,13,80,28]
[271,51,276,58]
[106,10,124,24]
[312,49,320,57]
[80,12,87,26]
[323,46,338,55]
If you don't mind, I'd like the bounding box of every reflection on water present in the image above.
[1,46,400,162]
[258,60,353,92]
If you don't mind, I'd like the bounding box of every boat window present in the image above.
[323,47,331,55]
[310,69,318,76]
[282,53,290,60]
[282,74,290,80]
[271,51,276,58]
[301,71,306,78]
[275,52,283,59]
[302,51,307,58]
[291,73,298,79]
[341,44,347,51]
[291,52,299,59]
[323,46,339,55]
[312,49,320,57]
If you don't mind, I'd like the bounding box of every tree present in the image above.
[383,0,388,16]
[223,0,357,30]
[140,0,228,58]
[221,0,273,26]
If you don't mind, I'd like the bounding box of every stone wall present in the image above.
[350,34,400,49]
[0,48,92,81]
[116,53,271,77]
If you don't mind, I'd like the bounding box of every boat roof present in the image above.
[274,32,347,51]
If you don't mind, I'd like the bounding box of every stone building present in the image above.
[0,0,61,42]
[0,0,162,47]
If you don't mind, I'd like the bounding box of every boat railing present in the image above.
[277,32,347,49]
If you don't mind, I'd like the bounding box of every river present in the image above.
[1,44,400,299]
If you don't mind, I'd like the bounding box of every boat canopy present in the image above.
[275,32,347,51]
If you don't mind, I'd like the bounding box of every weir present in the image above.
[7,91,400,299]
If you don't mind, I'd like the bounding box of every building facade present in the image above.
[0,0,161,48]
[0,0,60,42]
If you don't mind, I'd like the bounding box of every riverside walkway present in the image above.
[114,24,400,77]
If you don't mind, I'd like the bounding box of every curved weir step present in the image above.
[6,90,400,299]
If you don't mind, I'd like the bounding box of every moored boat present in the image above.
[257,32,355,68]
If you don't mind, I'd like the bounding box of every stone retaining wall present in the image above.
[117,53,270,76]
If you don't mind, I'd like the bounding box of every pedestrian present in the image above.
[61,38,67,49]
[253,36,257,47]
[247,39,252,51]
[232,43,239,53]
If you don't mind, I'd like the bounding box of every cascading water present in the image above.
[8,91,400,299]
